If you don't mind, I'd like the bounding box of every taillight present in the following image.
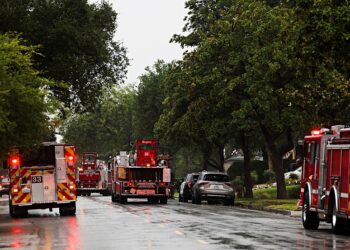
[65,147,76,164]
[69,184,74,190]
[13,188,19,193]
[187,182,193,188]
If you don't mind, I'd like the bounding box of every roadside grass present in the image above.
[236,185,300,211]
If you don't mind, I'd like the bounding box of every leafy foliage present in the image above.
[0,0,129,112]
[0,33,52,157]
[61,88,135,159]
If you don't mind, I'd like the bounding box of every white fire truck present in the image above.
[6,143,77,217]
[299,125,350,233]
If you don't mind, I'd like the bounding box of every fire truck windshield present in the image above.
[83,154,96,164]
[138,144,155,150]
[20,146,55,167]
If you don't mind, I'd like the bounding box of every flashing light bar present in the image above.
[311,129,321,136]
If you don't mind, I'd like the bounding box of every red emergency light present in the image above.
[311,129,321,136]
[9,156,20,168]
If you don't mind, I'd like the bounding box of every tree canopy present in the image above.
[0,0,129,112]
[0,33,52,157]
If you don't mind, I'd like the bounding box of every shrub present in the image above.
[251,170,258,185]
[263,169,275,183]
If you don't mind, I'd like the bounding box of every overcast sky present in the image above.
[111,0,188,85]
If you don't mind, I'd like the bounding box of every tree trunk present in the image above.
[260,125,287,199]
[217,145,225,172]
[242,136,253,198]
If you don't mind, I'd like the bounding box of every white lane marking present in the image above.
[197,240,208,245]
[174,230,184,236]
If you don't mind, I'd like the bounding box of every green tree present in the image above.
[61,87,136,158]
[0,0,129,112]
[0,33,52,157]
[134,60,175,140]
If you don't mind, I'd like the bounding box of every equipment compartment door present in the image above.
[43,174,56,202]
[31,175,44,202]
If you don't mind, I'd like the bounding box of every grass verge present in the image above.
[236,185,300,211]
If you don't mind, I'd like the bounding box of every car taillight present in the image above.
[187,182,193,188]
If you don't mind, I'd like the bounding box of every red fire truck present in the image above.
[6,143,77,217]
[111,139,171,204]
[77,152,109,196]
[299,125,350,233]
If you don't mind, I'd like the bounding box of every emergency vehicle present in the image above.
[6,143,77,217]
[111,139,171,204]
[299,125,350,233]
[76,152,109,196]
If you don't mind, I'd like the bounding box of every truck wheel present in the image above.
[111,193,117,202]
[160,197,168,204]
[302,191,319,230]
[120,196,127,204]
[331,200,344,234]
[68,202,76,216]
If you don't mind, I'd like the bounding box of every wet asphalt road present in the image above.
[0,195,350,250]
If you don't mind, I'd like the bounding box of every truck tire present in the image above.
[120,196,127,204]
[331,200,344,234]
[60,203,76,216]
[9,202,28,218]
[160,197,168,204]
[302,191,319,230]
[111,193,117,202]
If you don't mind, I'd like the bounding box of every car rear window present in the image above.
[192,175,199,182]
[203,174,229,182]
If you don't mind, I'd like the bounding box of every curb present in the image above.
[235,203,301,217]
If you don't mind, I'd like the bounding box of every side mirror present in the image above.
[295,141,304,167]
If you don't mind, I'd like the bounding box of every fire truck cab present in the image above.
[6,143,77,217]
[299,125,350,233]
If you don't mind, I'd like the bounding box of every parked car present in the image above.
[0,175,10,197]
[284,167,302,180]
[179,172,200,202]
[192,171,234,206]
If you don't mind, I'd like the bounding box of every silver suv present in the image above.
[192,171,234,205]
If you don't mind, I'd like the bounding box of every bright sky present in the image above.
[111,0,187,85]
